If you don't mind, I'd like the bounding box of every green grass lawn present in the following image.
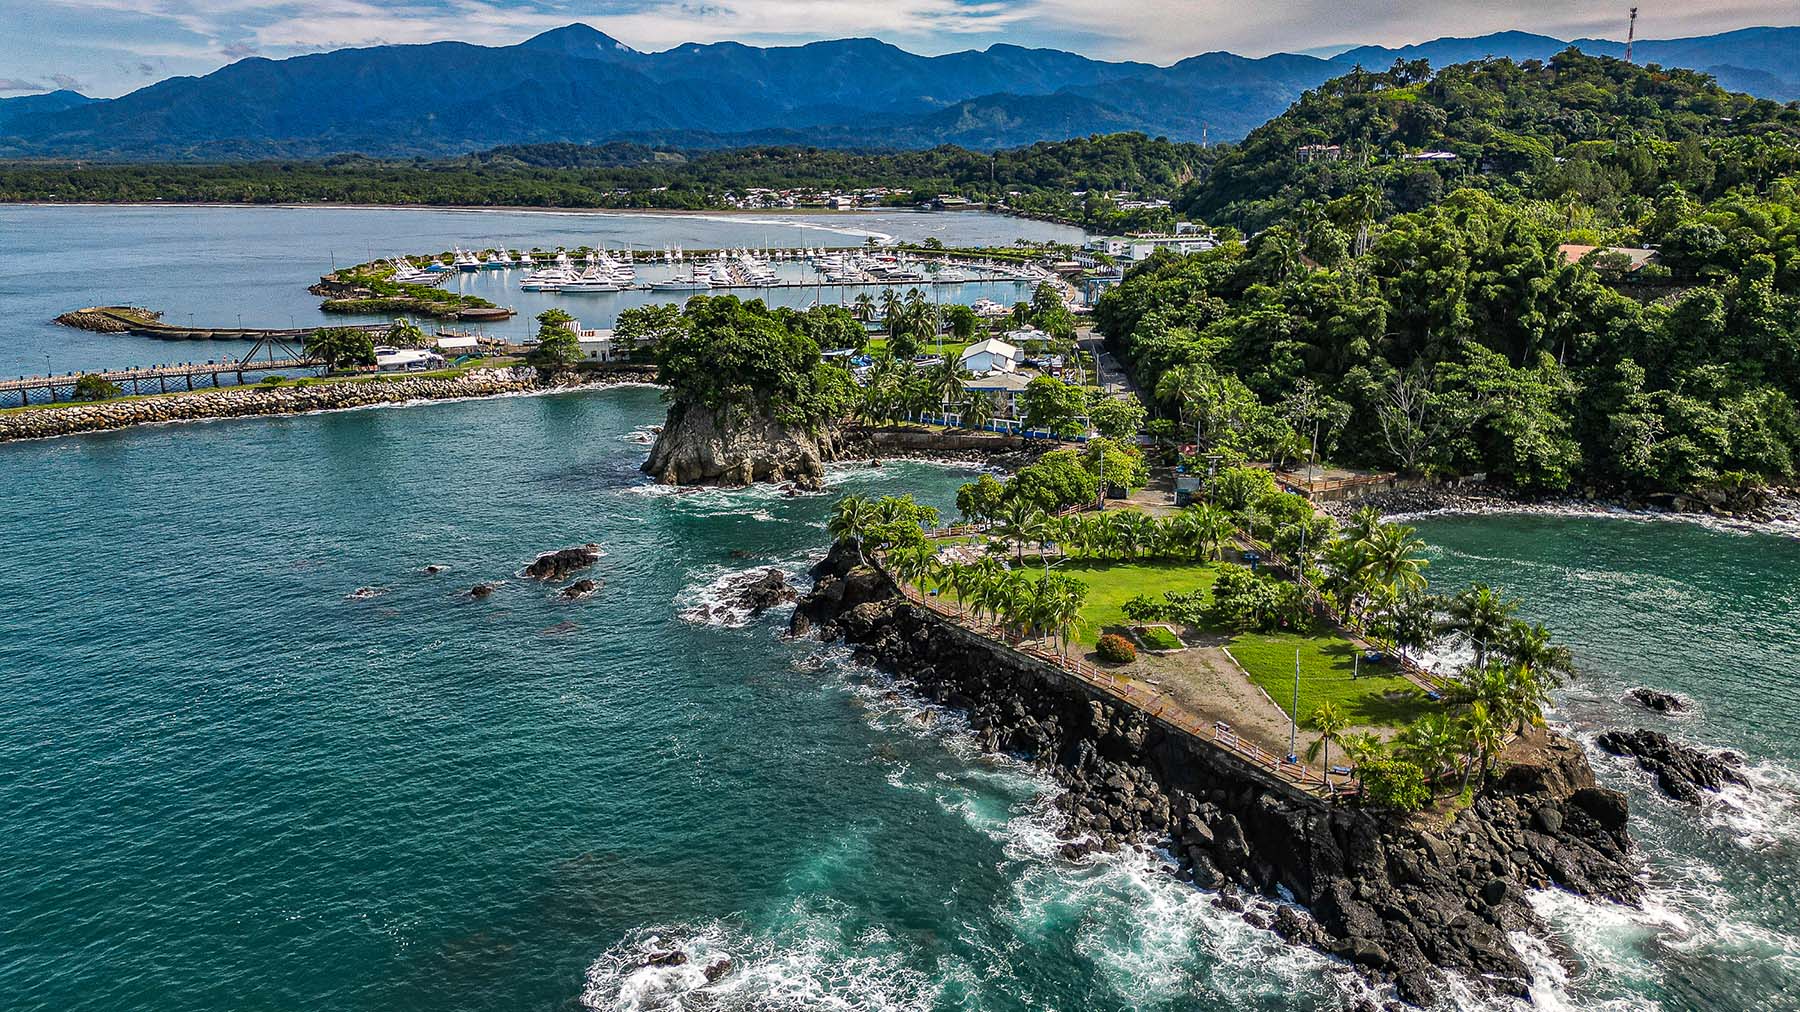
[1226,624,1432,729]
[1133,625,1185,651]
[1017,555,1428,728]
[1042,559,1220,645]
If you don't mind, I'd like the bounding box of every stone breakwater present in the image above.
[792,542,1641,1007]
[0,369,634,443]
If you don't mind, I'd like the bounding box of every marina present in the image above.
[378,244,1064,295]
[2,204,1084,377]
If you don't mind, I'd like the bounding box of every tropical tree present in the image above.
[1364,523,1430,594]
[306,327,377,371]
[959,389,996,431]
[1444,583,1519,668]
[826,494,877,551]
[1397,712,1463,782]
[852,292,876,323]
[996,499,1049,563]
[1458,701,1506,791]
[385,317,428,347]
[1501,621,1573,683]
[928,354,971,415]
[1304,702,1352,785]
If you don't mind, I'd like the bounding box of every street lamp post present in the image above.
[1288,647,1301,761]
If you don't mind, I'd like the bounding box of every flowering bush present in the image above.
[1096,633,1137,664]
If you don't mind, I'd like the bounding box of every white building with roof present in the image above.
[959,338,1022,376]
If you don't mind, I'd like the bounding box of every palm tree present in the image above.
[1458,701,1505,791]
[1154,363,1215,445]
[1344,505,1384,545]
[880,288,903,337]
[1322,536,1376,621]
[928,355,970,418]
[851,292,876,323]
[996,500,1049,563]
[959,389,995,431]
[1304,702,1351,786]
[1189,503,1233,561]
[1365,523,1430,595]
[827,495,876,551]
[1445,583,1519,668]
[1502,621,1573,684]
[889,542,935,595]
[1397,712,1462,783]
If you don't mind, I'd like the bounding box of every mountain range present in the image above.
[1,24,1796,160]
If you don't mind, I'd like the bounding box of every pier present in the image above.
[2,338,319,409]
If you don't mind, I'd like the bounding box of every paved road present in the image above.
[1077,329,1135,399]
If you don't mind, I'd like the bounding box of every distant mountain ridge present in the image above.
[2,23,1797,160]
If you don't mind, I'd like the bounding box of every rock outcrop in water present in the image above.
[792,541,1641,1006]
[1625,687,1689,714]
[642,401,840,490]
[524,544,602,581]
[1595,728,1746,804]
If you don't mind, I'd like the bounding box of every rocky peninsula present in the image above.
[792,542,1642,1006]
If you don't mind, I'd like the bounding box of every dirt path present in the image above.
[1120,639,1325,764]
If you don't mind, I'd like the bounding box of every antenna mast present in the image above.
[1625,7,1638,63]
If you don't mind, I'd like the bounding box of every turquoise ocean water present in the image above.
[3,389,1797,1011]
[3,206,1797,1010]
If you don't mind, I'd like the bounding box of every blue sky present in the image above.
[2,0,1794,98]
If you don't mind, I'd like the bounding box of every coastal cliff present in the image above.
[791,542,1641,1006]
[642,401,842,490]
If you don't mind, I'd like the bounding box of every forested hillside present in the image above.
[0,133,1218,232]
[1182,51,1800,231]
[1101,56,1800,501]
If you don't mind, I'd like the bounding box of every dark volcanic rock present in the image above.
[1625,687,1689,714]
[468,582,498,599]
[525,544,601,581]
[790,540,1641,1006]
[1595,728,1746,804]
[560,578,599,600]
[735,568,798,614]
[422,564,447,575]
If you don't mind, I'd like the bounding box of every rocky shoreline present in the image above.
[791,542,1642,1007]
[0,368,647,443]
[1330,481,1800,533]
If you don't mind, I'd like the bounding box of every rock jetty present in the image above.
[0,368,610,443]
[792,541,1641,1006]
[642,402,841,491]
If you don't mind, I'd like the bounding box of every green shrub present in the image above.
[1096,633,1137,664]
[1121,594,1165,622]
[1356,757,1432,811]
[72,374,121,401]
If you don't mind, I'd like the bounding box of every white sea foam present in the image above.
[581,907,939,1012]
[1704,758,1800,850]
[676,560,807,629]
